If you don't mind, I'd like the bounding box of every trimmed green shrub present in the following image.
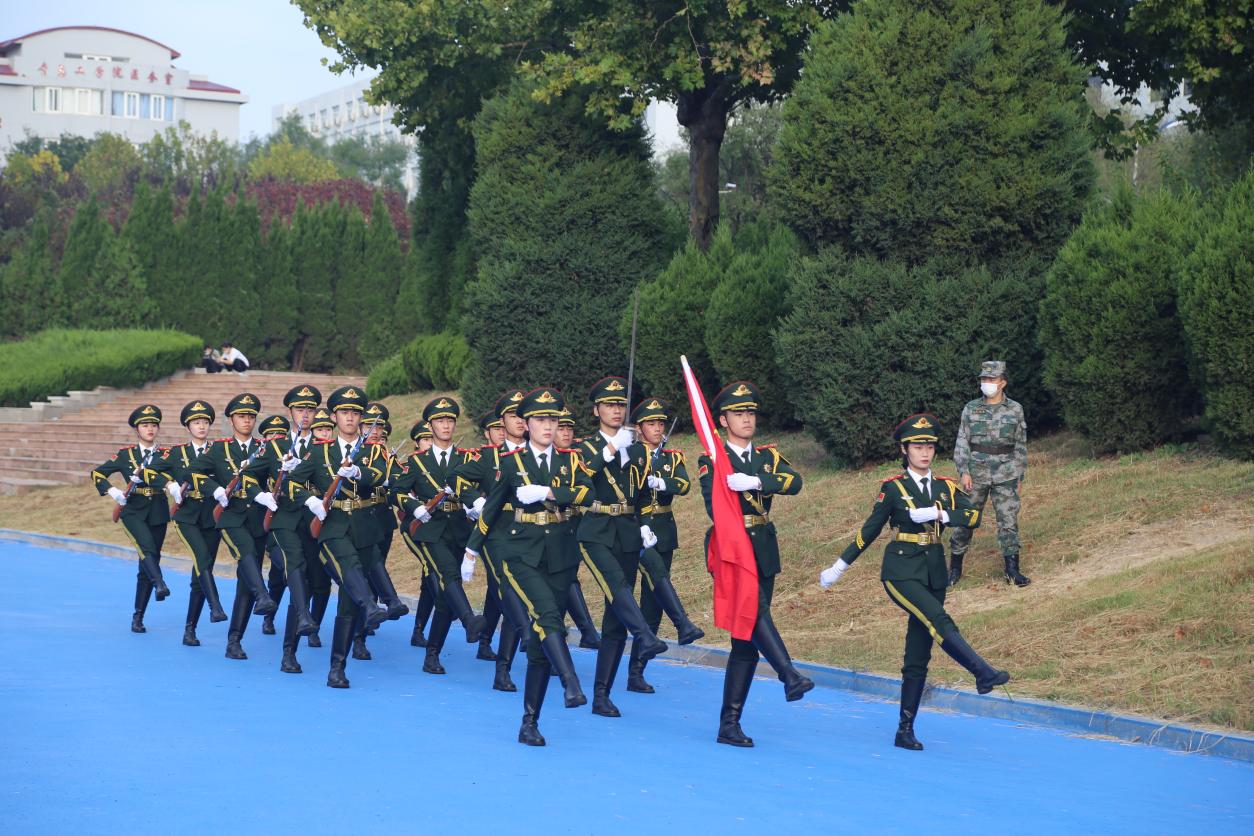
[366,352,410,400]
[1039,187,1203,453]
[0,328,201,407]
[776,250,1051,465]
[1179,168,1254,457]
[401,331,471,392]
[772,0,1092,264]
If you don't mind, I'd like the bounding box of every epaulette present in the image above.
[557,447,576,454]
[756,444,776,451]
[158,446,170,452]
[457,447,478,454]
[935,474,958,483]
[364,439,383,446]
[123,445,136,450]
[218,437,233,443]
[501,448,524,457]
[314,439,334,446]
[663,448,681,455]
[881,473,905,483]
[479,444,500,452]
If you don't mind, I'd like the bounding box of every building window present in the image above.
[332,104,341,125]
[46,87,62,113]
[150,94,165,120]
[82,53,112,62]
[74,88,103,115]
[124,91,139,118]
[308,113,317,132]
[320,109,328,128]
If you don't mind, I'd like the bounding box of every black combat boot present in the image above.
[183,585,205,646]
[752,613,814,702]
[139,554,170,601]
[626,641,654,694]
[131,575,152,633]
[307,590,330,647]
[263,557,286,634]
[224,587,252,660]
[367,561,410,621]
[518,661,551,746]
[591,638,625,717]
[235,553,277,616]
[567,581,601,649]
[607,587,668,662]
[648,576,705,645]
[947,552,965,587]
[442,579,487,644]
[1003,554,1031,587]
[339,567,389,630]
[423,611,452,674]
[716,658,756,747]
[280,605,302,674]
[540,632,587,708]
[410,575,435,647]
[940,629,1010,693]
[478,586,501,658]
[493,622,520,693]
[895,677,926,750]
[327,615,353,688]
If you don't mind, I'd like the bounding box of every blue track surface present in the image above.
[2,542,1251,834]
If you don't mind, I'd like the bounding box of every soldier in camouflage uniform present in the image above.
[949,360,1031,587]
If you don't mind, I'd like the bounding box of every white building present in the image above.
[272,78,419,196]
[0,25,246,158]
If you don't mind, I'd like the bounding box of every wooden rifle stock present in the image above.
[169,480,191,517]
[406,491,450,538]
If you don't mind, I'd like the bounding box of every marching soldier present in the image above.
[304,406,336,647]
[556,406,601,651]
[92,404,177,633]
[189,393,278,660]
[700,381,813,748]
[151,400,228,646]
[407,420,437,648]
[390,396,486,675]
[576,376,669,719]
[820,413,1010,751]
[628,396,703,693]
[288,385,392,688]
[949,361,1031,587]
[465,387,591,745]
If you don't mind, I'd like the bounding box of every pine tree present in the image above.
[291,201,335,371]
[257,221,300,367]
[1,206,63,337]
[122,179,179,327]
[59,197,112,323]
[359,190,405,368]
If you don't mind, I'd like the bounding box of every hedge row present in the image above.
[0,328,202,407]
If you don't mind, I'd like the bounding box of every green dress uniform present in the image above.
[626,397,704,694]
[258,413,293,636]
[91,404,173,633]
[301,406,336,646]
[836,413,1010,751]
[576,377,669,719]
[149,400,228,644]
[390,396,486,675]
[404,419,438,649]
[467,387,593,746]
[286,385,392,689]
[188,393,278,660]
[949,360,1031,587]
[698,381,813,749]
[555,406,601,652]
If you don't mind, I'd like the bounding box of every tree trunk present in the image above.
[677,88,730,252]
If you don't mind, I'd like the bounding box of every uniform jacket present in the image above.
[149,442,216,527]
[390,444,479,545]
[637,443,690,551]
[189,437,268,535]
[288,438,385,547]
[698,443,802,578]
[576,432,649,551]
[92,445,170,526]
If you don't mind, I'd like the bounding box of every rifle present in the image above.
[625,288,640,418]
[309,432,371,538]
[406,489,451,538]
[169,480,191,517]
[213,440,267,523]
[264,420,314,533]
[112,448,155,524]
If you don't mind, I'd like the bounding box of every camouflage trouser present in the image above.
[949,479,1020,557]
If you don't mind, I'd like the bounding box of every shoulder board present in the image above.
[364,439,383,446]
[218,437,233,443]
[314,439,334,446]
[457,447,477,454]
[881,473,905,484]
[935,475,958,483]
[755,444,776,451]
[480,444,499,450]
[557,447,576,454]
[663,448,681,455]
[501,448,524,457]
[158,446,170,452]
[123,445,136,450]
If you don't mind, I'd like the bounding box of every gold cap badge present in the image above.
[732,384,751,397]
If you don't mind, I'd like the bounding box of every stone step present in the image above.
[0,476,69,495]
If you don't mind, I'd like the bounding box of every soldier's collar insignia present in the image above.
[732,384,752,397]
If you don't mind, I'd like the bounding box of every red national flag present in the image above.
[681,355,758,640]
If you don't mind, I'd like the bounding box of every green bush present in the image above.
[366,352,410,400]
[776,250,1052,465]
[1179,168,1254,457]
[1039,187,1203,453]
[401,331,471,392]
[0,328,202,407]
[771,0,1092,264]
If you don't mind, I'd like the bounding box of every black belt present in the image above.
[970,443,1014,455]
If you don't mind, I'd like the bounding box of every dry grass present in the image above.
[7,427,1252,731]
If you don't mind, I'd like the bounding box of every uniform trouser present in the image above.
[266,550,287,612]
[482,544,533,639]
[578,542,637,643]
[174,520,222,625]
[948,479,1021,557]
[120,515,167,611]
[882,578,959,680]
[637,547,674,634]
[729,576,776,663]
[481,569,502,640]
[269,528,313,606]
[316,537,373,619]
[402,532,465,618]
[220,526,267,638]
[501,557,577,665]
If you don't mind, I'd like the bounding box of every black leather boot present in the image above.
[224,587,252,660]
[140,554,170,601]
[307,589,330,647]
[280,605,302,674]
[442,579,487,644]
[752,613,814,702]
[480,582,502,645]
[493,622,520,692]
[183,585,204,646]
[283,570,318,637]
[591,638,625,717]
[131,576,152,633]
[477,637,499,661]
[941,630,1010,693]
[265,557,287,632]
[518,661,550,746]
[198,569,228,623]
[236,552,277,616]
[423,611,452,674]
[608,587,668,662]
[717,658,756,747]
[626,641,654,693]
[895,677,925,750]
[567,581,601,649]
[327,615,353,688]
[353,636,372,661]
[540,632,587,708]
[410,575,435,646]
[367,561,410,620]
[1003,553,1031,587]
[649,576,705,645]
[947,552,965,587]
[339,567,389,630]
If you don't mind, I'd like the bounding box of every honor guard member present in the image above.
[700,381,813,748]
[248,414,323,673]
[949,361,1031,587]
[556,406,601,651]
[150,400,228,645]
[304,406,336,646]
[288,386,391,688]
[390,396,486,675]
[407,420,438,648]
[576,376,669,719]
[820,414,1010,751]
[628,397,703,694]
[258,414,291,634]
[465,387,591,745]
[92,404,176,633]
[450,390,536,691]
[190,393,278,660]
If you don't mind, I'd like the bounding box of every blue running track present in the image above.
[2,543,1251,834]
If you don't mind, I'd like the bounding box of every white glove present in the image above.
[602,444,617,463]
[108,486,128,506]
[465,496,486,521]
[727,473,762,492]
[213,486,229,508]
[516,484,550,505]
[460,555,476,583]
[413,504,432,523]
[336,464,360,480]
[304,496,327,521]
[646,474,667,492]
[640,525,658,549]
[281,455,301,472]
[254,491,278,512]
[165,482,183,505]
[444,485,455,495]
[820,559,851,589]
[464,548,479,560]
[908,506,940,523]
[129,471,144,485]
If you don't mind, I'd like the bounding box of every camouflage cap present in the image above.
[128,404,162,427]
[978,360,1007,379]
[179,400,215,426]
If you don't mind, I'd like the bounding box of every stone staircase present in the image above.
[0,369,365,494]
